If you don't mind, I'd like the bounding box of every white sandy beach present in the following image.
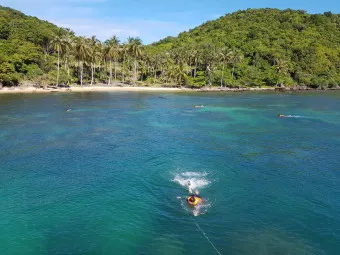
[6,85,329,94]
[0,86,183,94]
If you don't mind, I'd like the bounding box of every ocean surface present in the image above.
[1,91,340,255]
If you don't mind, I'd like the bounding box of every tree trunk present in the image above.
[136,67,138,83]
[207,64,212,87]
[80,62,83,86]
[165,70,168,84]
[122,54,125,82]
[194,59,197,78]
[114,61,117,81]
[93,63,96,85]
[161,69,165,81]
[90,63,94,86]
[134,57,137,84]
[67,66,70,85]
[232,65,235,79]
[77,61,80,83]
[221,64,224,87]
[108,60,112,85]
[57,47,60,86]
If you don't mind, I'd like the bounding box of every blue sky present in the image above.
[0,0,339,44]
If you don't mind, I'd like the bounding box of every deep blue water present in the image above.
[1,91,340,255]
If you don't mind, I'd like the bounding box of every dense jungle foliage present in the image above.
[0,6,339,88]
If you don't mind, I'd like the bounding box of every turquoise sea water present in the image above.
[1,91,340,255]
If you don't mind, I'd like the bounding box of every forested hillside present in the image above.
[0,6,60,86]
[150,8,340,88]
[0,6,339,88]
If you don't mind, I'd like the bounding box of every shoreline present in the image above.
[0,86,182,94]
[0,85,339,94]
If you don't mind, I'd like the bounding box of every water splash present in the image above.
[281,115,304,118]
[176,196,211,217]
[173,171,212,217]
[173,171,210,194]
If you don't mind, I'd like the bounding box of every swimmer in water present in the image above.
[278,114,285,118]
[188,180,192,193]
[66,109,72,112]
[194,105,204,108]
[187,194,203,206]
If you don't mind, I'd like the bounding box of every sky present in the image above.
[0,0,339,44]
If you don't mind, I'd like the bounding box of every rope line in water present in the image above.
[192,218,223,255]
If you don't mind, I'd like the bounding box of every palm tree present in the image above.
[42,36,53,63]
[62,33,73,84]
[74,37,90,86]
[160,52,171,82]
[143,53,152,80]
[161,52,173,84]
[120,43,128,82]
[105,35,120,85]
[190,49,200,78]
[229,49,243,80]
[50,35,62,86]
[153,53,163,80]
[200,43,217,86]
[167,64,177,84]
[171,47,187,66]
[175,64,189,86]
[139,60,148,82]
[127,37,143,84]
[219,48,233,87]
[50,30,72,86]
[88,36,102,85]
[219,50,226,87]
[274,58,289,85]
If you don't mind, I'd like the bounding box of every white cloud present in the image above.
[52,18,139,40]
[0,0,190,44]
[52,17,188,44]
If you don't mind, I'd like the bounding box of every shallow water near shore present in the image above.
[1,91,340,254]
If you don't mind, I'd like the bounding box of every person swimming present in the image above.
[278,114,285,117]
[195,105,204,108]
[187,194,203,206]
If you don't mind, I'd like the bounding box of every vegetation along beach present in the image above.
[0,6,339,90]
[1,1,340,255]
